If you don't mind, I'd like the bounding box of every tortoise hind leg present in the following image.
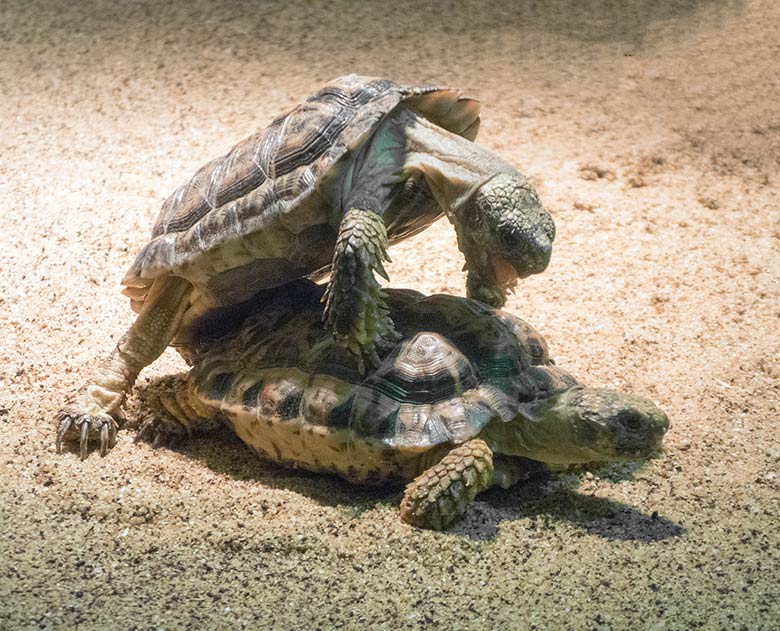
[56,276,192,459]
[400,438,494,530]
[135,374,220,448]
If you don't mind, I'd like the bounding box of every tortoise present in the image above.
[135,280,669,530]
[56,74,555,459]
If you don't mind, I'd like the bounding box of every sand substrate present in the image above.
[1,1,779,628]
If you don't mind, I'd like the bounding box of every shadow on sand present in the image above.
[144,423,684,543]
[449,475,685,542]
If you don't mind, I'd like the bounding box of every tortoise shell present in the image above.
[122,75,481,310]
[189,281,568,459]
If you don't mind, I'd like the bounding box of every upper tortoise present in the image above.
[137,280,669,530]
[56,75,555,458]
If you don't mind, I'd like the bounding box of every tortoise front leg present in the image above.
[56,276,192,459]
[399,438,495,530]
[322,208,400,370]
[465,269,508,309]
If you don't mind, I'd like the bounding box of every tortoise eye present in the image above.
[616,410,642,430]
[497,223,525,251]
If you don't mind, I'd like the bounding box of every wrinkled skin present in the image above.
[456,173,555,308]
[483,386,670,465]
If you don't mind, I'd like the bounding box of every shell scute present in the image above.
[241,381,264,409]
[396,406,450,449]
[494,308,550,365]
[374,333,478,403]
[205,372,234,402]
[253,373,305,420]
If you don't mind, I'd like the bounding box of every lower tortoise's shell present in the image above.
[187,281,557,482]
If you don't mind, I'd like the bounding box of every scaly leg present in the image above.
[399,438,494,530]
[322,208,401,370]
[56,276,192,458]
[135,374,220,448]
[466,270,508,308]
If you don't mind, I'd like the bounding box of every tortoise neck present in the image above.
[480,403,592,465]
[399,109,516,217]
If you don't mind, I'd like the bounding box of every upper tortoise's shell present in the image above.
[190,281,562,453]
[122,75,481,307]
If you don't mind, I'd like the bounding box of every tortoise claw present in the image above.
[55,407,119,459]
[367,348,381,371]
[100,423,110,457]
[79,422,89,460]
[134,419,153,444]
[135,411,187,449]
[55,414,72,454]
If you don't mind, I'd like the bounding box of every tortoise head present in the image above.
[495,386,669,465]
[454,173,555,306]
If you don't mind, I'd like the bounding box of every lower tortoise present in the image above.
[137,281,669,530]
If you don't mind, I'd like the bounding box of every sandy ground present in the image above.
[1,0,779,628]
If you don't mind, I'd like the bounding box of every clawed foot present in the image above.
[466,275,507,309]
[55,407,118,459]
[332,315,402,373]
[135,412,189,449]
[134,375,193,448]
[133,374,217,448]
